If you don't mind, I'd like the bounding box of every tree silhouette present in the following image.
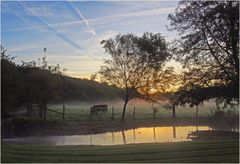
[1,46,19,116]
[99,32,170,122]
[1,46,120,117]
[168,1,239,105]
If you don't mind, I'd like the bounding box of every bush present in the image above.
[209,110,239,130]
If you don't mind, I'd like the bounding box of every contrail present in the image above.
[3,4,40,32]
[69,1,96,35]
[18,1,82,50]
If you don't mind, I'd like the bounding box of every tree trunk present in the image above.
[196,106,199,118]
[172,105,176,119]
[111,107,114,121]
[2,104,6,117]
[43,103,47,121]
[39,104,43,118]
[121,130,126,144]
[62,104,65,120]
[27,103,32,117]
[153,108,157,120]
[173,126,176,138]
[121,100,128,122]
[133,106,136,120]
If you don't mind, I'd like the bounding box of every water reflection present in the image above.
[112,132,114,144]
[133,129,136,141]
[90,134,92,145]
[3,126,229,146]
[153,127,156,141]
[122,130,126,144]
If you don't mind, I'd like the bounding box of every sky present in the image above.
[1,0,180,79]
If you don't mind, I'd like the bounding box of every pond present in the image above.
[3,125,218,146]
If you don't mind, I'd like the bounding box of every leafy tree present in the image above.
[1,46,128,119]
[90,73,97,81]
[99,32,170,122]
[140,67,181,119]
[1,46,63,119]
[168,1,239,105]
[1,46,20,116]
[17,57,62,119]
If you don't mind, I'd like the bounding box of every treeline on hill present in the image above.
[1,48,119,117]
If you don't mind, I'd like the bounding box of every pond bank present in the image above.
[188,130,239,141]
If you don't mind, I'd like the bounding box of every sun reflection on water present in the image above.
[3,126,211,146]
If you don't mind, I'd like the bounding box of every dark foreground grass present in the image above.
[1,140,239,163]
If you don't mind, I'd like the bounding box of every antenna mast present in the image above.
[43,48,47,58]
[43,48,47,68]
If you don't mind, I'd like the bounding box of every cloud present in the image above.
[121,7,175,17]
[24,4,53,17]
[46,53,105,79]
[88,7,175,27]
[8,41,67,53]
[2,1,178,79]
[72,30,118,60]
[3,6,175,33]
[69,1,96,35]
[17,1,82,50]
[54,6,175,29]
[3,26,42,32]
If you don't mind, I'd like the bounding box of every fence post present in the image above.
[111,107,114,121]
[133,106,136,120]
[39,103,43,118]
[172,105,176,119]
[153,107,156,120]
[43,109,46,120]
[43,103,47,121]
[27,103,32,117]
[90,107,92,121]
[62,104,65,120]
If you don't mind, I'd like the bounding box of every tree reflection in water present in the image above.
[173,126,176,139]
[122,130,126,144]
[3,126,215,146]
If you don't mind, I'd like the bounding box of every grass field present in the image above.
[1,140,239,163]
[45,99,238,121]
[2,100,239,163]
[2,99,238,139]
